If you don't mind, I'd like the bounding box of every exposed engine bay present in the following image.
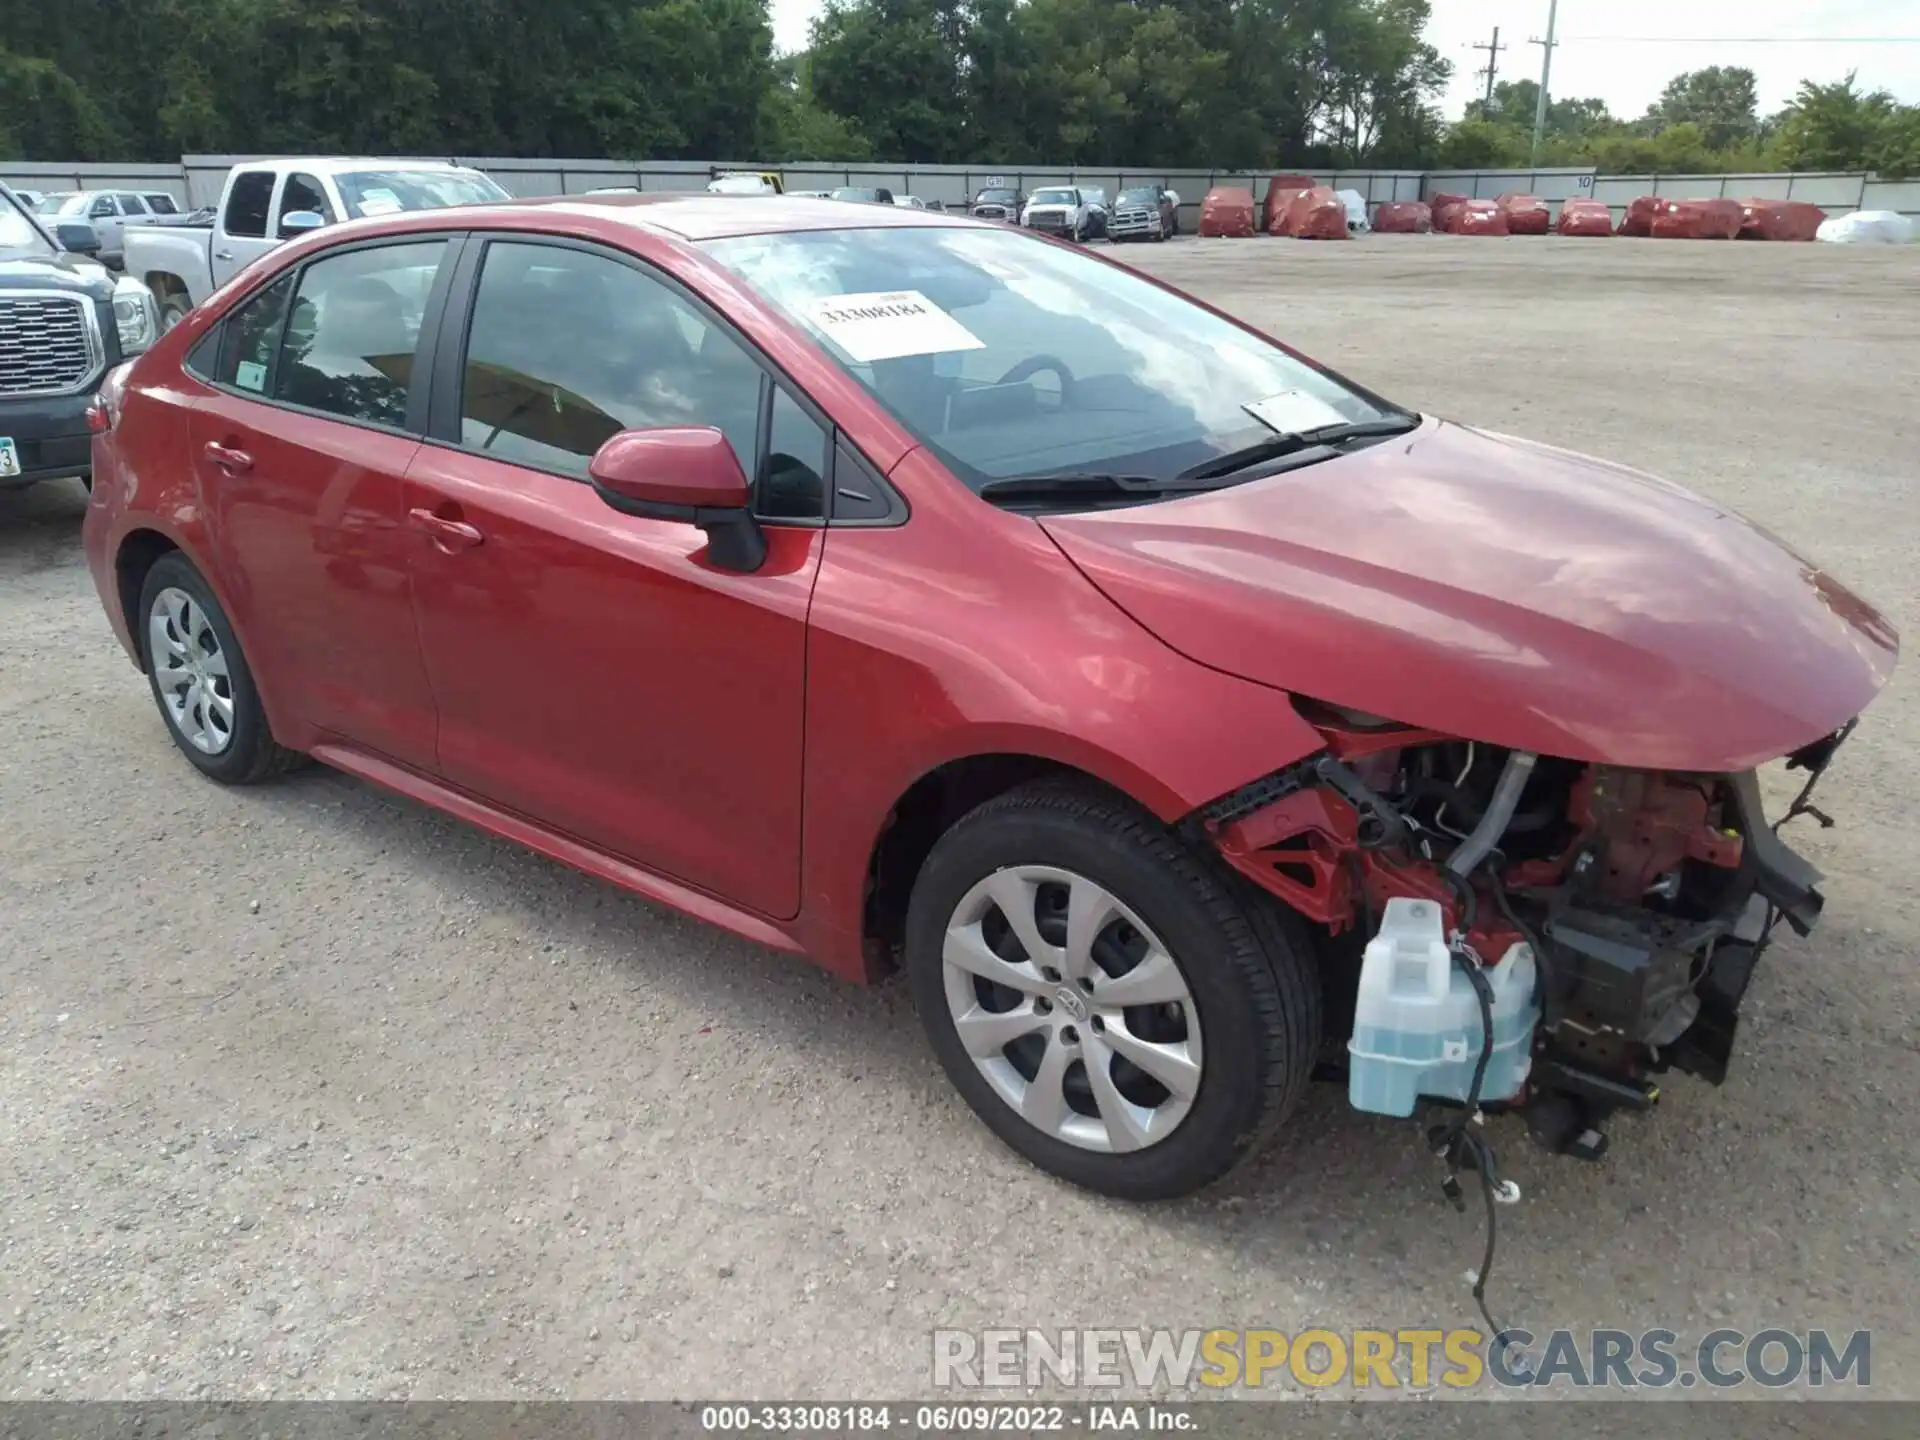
[1201,703,1849,1161]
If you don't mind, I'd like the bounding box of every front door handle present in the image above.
[214,249,234,261]
[408,507,485,552]
[203,441,253,472]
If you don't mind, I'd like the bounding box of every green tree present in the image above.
[1643,66,1759,149]
[1768,72,1900,171]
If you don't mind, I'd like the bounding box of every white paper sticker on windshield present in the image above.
[1244,389,1350,435]
[234,360,267,392]
[805,290,984,363]
[355,188,404,217]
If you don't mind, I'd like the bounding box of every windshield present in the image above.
[1118,188,1160,206]
[703,225,1396,490]
[333,169,508,219]
[0,191,57,255]
[974,189,1017,205]
[1031,189,1077,206]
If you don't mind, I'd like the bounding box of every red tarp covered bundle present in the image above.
[1497,192,1551,235]
[1650,198,1743,240]
[1442,198,1509,235]
[1735,198,1826,242]
[1199,186,1257,237]
[1281,186,1351,240]
[1429,192,1471,231]
[1373,200,1433,233]
[1556,199,1615,236]
[1263,186,1309,234]
[1618,195,1662,237]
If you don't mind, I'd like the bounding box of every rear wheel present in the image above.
[905,782,1321,1199]
[137,552,305,784]
[155,286,192,334]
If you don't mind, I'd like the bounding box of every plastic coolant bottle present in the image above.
[1348,896,1540,1118]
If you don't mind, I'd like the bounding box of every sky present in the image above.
[767,0,1920,120]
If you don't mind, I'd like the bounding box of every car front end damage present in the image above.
[1198,705,1854,1160]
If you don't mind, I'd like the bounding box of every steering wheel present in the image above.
[995,354,1075,404]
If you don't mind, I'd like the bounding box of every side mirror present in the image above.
[278,210,326,239]
[54,221,100,255]
[589,427,766,573]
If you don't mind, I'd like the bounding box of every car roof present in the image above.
[231,157,487,176]
[467,193,985,242]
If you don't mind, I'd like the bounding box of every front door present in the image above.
[403,237,830,918]
[190,237,453,770]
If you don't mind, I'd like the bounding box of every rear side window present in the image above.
[275,241,447,428]
[213,274,295,393]
[224,171,275,238]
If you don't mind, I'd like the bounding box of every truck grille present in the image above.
[0,295,101,396]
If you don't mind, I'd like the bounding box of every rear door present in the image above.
[188,235,459,769]
[214,170,279,286]
[401,234,829,917]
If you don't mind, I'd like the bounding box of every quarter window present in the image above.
[761,387,828,520]
[224,171,275,238]
[456,241,765,490]
[275,241,447,427]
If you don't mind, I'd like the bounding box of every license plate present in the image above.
[0,438,18,478]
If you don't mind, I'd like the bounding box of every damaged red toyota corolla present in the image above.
[83,196,1896,1205]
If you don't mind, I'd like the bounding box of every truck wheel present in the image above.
[905,781,1321,1199]
[157,289,193,334]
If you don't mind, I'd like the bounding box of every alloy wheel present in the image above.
[147,586,236,755]
[941,865,1204,1153]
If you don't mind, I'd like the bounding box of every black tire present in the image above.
[137,551,306,784]
[156,287,192,334]
[905,781,1322,1200]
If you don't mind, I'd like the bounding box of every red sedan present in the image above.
[83,195,1895,1199]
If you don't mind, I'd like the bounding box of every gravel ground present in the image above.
[2,235,1916,1405]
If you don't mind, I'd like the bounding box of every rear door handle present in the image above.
[408,507,485,552]
[203,441,253,472]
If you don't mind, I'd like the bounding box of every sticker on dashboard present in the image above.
[805,290,985,363]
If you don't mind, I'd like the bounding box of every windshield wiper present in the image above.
[977,472,1196,505]
[1176,414,1422,483]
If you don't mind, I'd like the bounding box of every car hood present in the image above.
[1040,419,1898,772]
[0,250,115,299]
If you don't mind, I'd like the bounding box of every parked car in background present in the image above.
[584,186,640,196]
[1080,187,1111,239]
[123,157,508,332]
[1109,185,1177,243]
[892,195,929,210]
[1021,186,1099,243]
[791,190,832,200]
[81,192,1895,1202]
[708,173,781,196]
[830,186,895,205]
[12,188,47,209]
[0,182,157,491]
[968,185,1023,223]
[33,189,199,268]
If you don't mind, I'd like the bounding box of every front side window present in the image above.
[213,274,295,394]
[117,194,150,215]
[145,194,180,215]
[280,173,335,223]
[703,225,1398,493]
[333,169,507,220]
[225,171,275,238]
[89,195,119,219]
[275,241,447,427]
[457,241,763,486]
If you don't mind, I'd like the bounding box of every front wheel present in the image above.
[156,287,193,334]
[905,783,1321,1199]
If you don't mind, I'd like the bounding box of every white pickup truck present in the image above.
[123,157,508,331]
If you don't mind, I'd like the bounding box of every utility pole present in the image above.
[1472,26,1506,108]
[1529,1,1561,165]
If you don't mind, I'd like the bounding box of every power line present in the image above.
[1562,35,1920,43]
